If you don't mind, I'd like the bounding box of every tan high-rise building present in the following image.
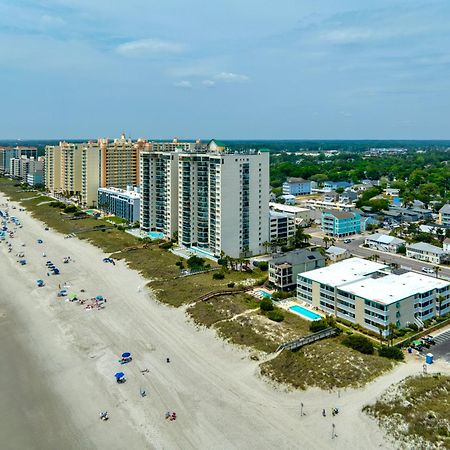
[99,134,141,189]
[45,135,146,207]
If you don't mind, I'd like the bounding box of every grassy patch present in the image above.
[187,294,260,327]
[150,269,264,307]
[261,335,394,390]
[364,374,450,448]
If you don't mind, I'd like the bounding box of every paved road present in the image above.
[426,329,450,362]
[308,232,450,280]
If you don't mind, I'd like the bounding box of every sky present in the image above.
[1,0,450,140]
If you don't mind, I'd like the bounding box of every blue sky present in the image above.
[1,0,450,139]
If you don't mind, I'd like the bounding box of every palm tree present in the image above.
[434,265,441,279]
[388,323,397,347]
[262,240,271,254]
[323,236,330,249]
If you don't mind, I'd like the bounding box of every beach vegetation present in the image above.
[212,272,225,280]
[378,346,404,360]
[260,298,274,312]
[342,334,374,355]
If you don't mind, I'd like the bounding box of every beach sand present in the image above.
[1,192,444,450]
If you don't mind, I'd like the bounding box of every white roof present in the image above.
[365,233,405,245]
[298,257,387,287]
[407,242,445,255]
[269,202,310,213]
[326,246,348,255]
[342,272,450,305]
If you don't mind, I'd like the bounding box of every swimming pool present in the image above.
[289,305,322,321]
[148,231,165,240]
[256,290,272,298]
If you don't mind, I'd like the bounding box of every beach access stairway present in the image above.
[276,327,340,352]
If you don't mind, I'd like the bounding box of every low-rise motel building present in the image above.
[297,257,450,336]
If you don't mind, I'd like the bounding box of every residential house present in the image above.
[339,191,358,204]
[326,246,351,262]
[269,249,324,291]
[406,242,446,264]
[443,238,450,254]
[269,203,311,225]
[365,233,406,253]
[323,181,352,191]
[439,204,450,227]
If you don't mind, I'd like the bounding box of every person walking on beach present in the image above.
[322,409,326,417]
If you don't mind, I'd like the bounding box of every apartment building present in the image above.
[321,210,362,237]
[282,177,311,196]
[268,249,324,291]
[439,204,450,227]
[140,149,270,258]
[0,146,38,174]
[45,136,142,207]
[444,238,450,253]
[406,242,446,264]
[99,134,141,188]
[140,151,179,238]
[151,138,204,153]
[297,257,450,335]
[97,186,140,223]
[269,202,311,225]
[9,156,44,183]
[269,210,296,243]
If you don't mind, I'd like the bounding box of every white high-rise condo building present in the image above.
[140,148,270,258]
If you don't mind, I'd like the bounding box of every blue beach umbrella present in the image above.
[122,352,131,358]
[96,295,103,300]
[115,372,125,379]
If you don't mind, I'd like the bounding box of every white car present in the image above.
[421,267,434,274]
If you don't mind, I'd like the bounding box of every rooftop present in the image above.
[269,202,310,213]
[407,242,445,254]
[440,204,450,214]
[365,233,405,245]
[323,210,355,219]
[298,257,388,287]
[342,272,450,305]
[326,246,349,255]
[285,177,308,184]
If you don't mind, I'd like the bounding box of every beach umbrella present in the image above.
[115,372,125,379]
[70,294,77,300]
[122,352,131,358]
[96,295,103,300]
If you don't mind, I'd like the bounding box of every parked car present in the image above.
[421,267,434,274]
[343,239,352,244]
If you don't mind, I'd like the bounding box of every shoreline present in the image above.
[1,190,442,449]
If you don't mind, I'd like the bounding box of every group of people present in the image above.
[165,411,177,421]
[322,407,339,417]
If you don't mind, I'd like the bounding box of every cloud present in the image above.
[116,39,185,57]
[174,80,192,88]
[214,72,249,83]
[202,79,215,87]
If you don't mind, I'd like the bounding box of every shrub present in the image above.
[187,255,205,270]
[227,282,235,288]
[258,261,268,271]
[212,272,225,280]
[117,225,125,231]
[63,204,78,213]
[267,309,284,322]
[159,241,173,250]
[309,319,329,333]
[260,298,274,312]
[272,291,292,301]
[378,346,404,361]
[342,334,374,355]
[253,278,266,286]
[175,261,184,268]
[409,323,419,332]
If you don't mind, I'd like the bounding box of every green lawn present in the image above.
[364,374,450,448]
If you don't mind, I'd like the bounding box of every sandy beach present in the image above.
[1,191,447,450]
